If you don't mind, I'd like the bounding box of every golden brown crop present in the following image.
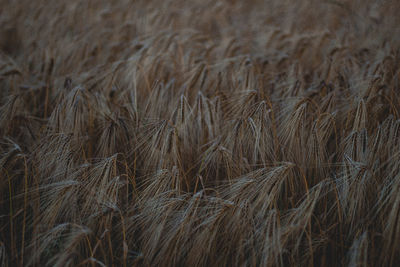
[1,0,400,266]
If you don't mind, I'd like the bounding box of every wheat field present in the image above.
[1,0,400,266]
